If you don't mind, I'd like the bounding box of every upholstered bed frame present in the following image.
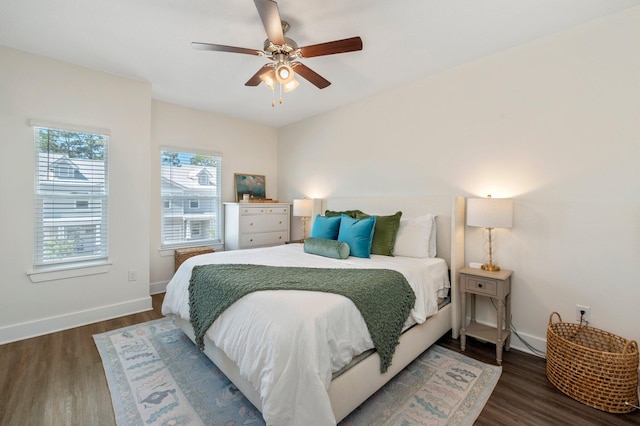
[174,195,465,423]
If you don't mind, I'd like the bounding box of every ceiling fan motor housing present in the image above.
[263,37,299,56]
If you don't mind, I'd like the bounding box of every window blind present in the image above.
[33,125,109,267]
[160,149,222,248]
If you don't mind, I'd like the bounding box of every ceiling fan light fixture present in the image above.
[275,63,294,85]
[283,78,299,92]
[260,71,275,89]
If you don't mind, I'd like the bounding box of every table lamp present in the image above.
[293,198,313,242]
[466,195,513,271]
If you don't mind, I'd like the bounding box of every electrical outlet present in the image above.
[576,304,590,323]
[128,270,137,282]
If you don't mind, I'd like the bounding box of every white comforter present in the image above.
[162,243,449,426]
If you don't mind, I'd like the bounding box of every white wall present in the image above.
[149,101,278,291]
[0,46,152,343]
[0,49,279,342]
[278,7,640,353]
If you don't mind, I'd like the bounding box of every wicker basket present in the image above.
[174,246,214,272]
[546,312,639,413]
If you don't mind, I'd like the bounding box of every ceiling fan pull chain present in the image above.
[279,83,283,104]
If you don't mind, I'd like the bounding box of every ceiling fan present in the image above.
[192,0,363,100]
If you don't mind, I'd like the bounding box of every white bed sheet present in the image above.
[162,243,449,426]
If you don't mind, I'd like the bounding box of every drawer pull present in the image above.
[278,236,282,239]
[279,221,282,224]
[249,222,253,226]
[249,238,253,242]
[478,283,483,288]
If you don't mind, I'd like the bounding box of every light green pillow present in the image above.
[304,237,350,259]
[355,211,402,256]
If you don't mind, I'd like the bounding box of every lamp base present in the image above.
[481,263,501,272]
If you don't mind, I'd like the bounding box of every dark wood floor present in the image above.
[1,293,638,425]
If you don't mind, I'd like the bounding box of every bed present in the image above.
[162,195,465,425]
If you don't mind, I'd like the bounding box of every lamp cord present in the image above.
[488,298,547,358]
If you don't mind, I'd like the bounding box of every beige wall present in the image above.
[278,7,640,352]
[149,101,278,289]
[0,46,152,342]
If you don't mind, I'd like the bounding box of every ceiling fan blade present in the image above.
[245,64,274,86]
[191,42,262,56]
[298,36,363,58]
[254,0,285,45]
[291,62,331,89]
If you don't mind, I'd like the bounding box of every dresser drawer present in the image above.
[240,206,290,216]
[241,231,288,248]
[464,276,497,297]
[240,214,288,232]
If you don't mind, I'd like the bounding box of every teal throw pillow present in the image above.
[304,237,350,259]
[355,211,402,256]
[310,215,341,240]
[337,214,377,258]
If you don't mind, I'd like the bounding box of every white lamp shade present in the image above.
[293,198,313,217]
[466,197,513,229]
[283,78,299,92]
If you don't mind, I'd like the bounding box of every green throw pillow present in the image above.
[324,209,363,218]
[356,211,402,256]
[304,237,350,259]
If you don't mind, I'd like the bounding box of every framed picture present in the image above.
[234,173,266,202]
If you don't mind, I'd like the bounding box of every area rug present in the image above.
[94,317,501,426]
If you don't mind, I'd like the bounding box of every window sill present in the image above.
[27,261,112,283]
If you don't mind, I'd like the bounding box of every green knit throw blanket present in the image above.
[188,264,416,373]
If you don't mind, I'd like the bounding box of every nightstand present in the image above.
[459,267,512,365]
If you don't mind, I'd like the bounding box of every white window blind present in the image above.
[33,124,109,267]
[160,149,222,248]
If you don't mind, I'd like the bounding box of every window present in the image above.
[161,149,222,247]
[33,123,109,268]
[198,173,209,185]
[190,221,202,237]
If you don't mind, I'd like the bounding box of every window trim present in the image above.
[160,146,222,249]
[27,261,112,283]
[31,120,110,276]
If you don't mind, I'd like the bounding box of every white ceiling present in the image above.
[1,0,638,128]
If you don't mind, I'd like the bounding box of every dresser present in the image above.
[224,202,291,250]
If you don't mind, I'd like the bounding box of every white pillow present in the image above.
[428,215,437,258]
[393,214,436,258]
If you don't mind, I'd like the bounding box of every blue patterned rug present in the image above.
[94,317,501,425]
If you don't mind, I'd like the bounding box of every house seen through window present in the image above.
[33,124,109,267]
[161,149,222,247]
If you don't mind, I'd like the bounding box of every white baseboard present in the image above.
[150,280,169,295]
[0,296,152,345]
[508,329,547,358]
[463,317,547,358]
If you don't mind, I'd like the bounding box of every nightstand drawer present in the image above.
[465,277,497,296]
